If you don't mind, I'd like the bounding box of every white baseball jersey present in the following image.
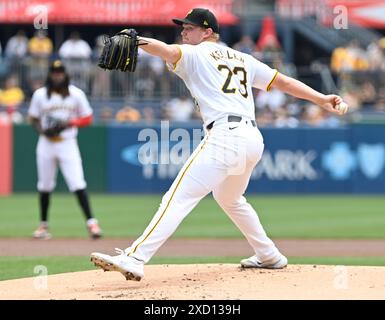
[28,84,93,139]
[169,41,278,126]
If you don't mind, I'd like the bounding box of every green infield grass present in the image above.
[0,194,384,238]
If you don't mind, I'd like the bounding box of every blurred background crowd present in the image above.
[0,0,384,127]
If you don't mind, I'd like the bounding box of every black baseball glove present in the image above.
[44,116,69,138]
[98,28,141,72]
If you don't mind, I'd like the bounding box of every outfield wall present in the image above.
[12,123,385,193]
[13,125,106,192]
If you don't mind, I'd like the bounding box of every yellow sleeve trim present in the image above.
[266,70,279,91]
[172,45,183,70]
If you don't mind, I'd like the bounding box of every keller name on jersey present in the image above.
[209,49,245,64]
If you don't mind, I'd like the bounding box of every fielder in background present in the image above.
[28,60,102,240]
[91,8,348,281]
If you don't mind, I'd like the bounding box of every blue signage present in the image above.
[106,124,385,193]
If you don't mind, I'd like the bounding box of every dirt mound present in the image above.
[1,264,385,300]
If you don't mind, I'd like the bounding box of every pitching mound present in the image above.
[1,264,384,300]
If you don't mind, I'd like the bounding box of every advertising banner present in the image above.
[107,123,385,193]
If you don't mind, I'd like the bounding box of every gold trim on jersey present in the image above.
[127,133,211,256]
[172,45,183,70]
[266,70,279,91]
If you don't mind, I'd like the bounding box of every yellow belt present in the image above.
[47,136,64,143]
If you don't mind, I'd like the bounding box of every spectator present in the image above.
[27,30,53,85]
[0,75,24,123]
[139,47,165,76]
[359,80,376,107]
[331,40,368,73]
[302,104,327,127]
[115,106,141,122]
[255,34,282,65]
[5,30,28,60]
[347,40,369,71]
[255,88,287,112]
[59,31,92,59]
[135,67,156,98]
[233,35,255,55]
[367,39,385,71]
[139,33,172,99]
[164,94,195,121]
[59,32,92,92]
[28,30,53,58]
[99,106,114,123]
[285,96,302,118]
[274,106,299,128]
[330,46,349,73]
[142,106,155,123]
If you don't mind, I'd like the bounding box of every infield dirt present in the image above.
[1,264,385,300]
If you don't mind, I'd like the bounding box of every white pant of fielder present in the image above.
[125,118,280,263]
[36,137,86,192]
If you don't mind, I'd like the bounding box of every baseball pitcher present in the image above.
[91,8,348,280]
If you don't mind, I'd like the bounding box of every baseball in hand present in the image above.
[335,102,348,114]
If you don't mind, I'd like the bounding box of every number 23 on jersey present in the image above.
[217,64,248,98]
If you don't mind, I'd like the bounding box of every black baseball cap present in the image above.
[49,60,66,72]
[172,8,219,33]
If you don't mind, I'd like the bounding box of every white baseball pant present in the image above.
[36,136,87,192]
[126,117,280,263]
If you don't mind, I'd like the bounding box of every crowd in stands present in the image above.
[0,29,384,127]
[98,95,200,124]
[330,38,385,113]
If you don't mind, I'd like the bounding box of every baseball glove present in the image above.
[98,29,140,72]
[44,116,68,138]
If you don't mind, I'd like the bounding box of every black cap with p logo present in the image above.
[172,8,219,33]
[49,60,66,73]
